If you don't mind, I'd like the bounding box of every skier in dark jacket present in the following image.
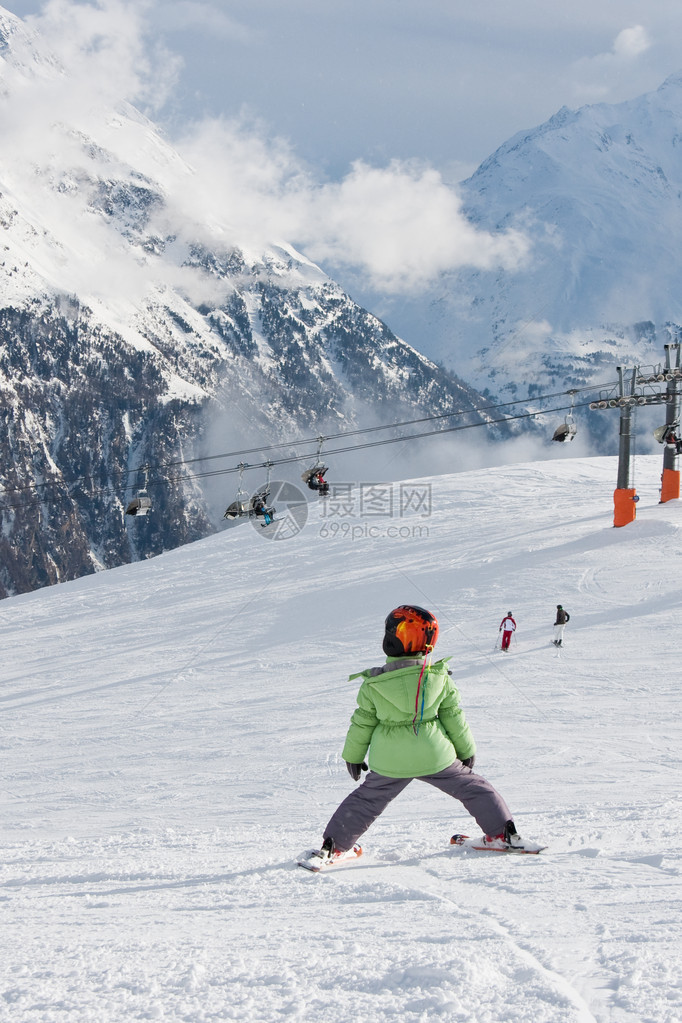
[553,605,570,646]
[304,605,539,867]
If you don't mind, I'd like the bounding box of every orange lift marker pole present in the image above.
[660,468,680,504]
[613,488,638,527]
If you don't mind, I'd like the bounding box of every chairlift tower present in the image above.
[660,343,682,503]
[589,345,682,526]
[612,367,638,527]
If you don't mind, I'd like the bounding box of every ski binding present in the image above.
[450,834,546,855]
[298,845,363,872]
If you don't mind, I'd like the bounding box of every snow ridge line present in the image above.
[370,864,600,1023]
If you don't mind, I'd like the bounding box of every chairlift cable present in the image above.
[0,396,591,515]
[0,379,618,502]
[144,380,619,477]
[3,396,594,512]
[151,398,597,489]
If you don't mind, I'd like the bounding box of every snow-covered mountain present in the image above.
[0,6,490,596]
[1,454,680,1021]
[367,73,682,407]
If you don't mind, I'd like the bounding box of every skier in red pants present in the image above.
[499,611,516,651]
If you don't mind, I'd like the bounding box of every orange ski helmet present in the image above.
[383,605,439,656]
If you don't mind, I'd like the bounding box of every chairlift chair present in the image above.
[552,419,577,443]
[552,394,578,443]
[223,496,251,520]
[301,464,330,492]
[224,462,252,520]
[654,419,680,449]
[249,462,276,524]
[125,465,153,516]
[301,437,330,495]
[125,490,152,516]
[249,487,276,525]
[224,462,276,524]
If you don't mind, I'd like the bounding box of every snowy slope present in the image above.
[1,455,681,1022]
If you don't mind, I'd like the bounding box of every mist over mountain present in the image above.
[0,5,494,597]
[353,73,682,418]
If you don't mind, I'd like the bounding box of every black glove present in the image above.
[346,761,368,781]
[461,755,476,770]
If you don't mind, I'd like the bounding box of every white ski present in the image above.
[450,834,546,854]
[297,845,363,872]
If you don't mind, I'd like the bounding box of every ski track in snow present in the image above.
[1,455,681,1022]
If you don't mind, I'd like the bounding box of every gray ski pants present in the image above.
[323,761,512,852]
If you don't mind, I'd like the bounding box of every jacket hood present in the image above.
[354,657,451,716]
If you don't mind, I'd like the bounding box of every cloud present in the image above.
[613,25,651,59]
[570,24,653,102]
[0,1,187,304]
[0,0,530,301]
[19,0,180,112]
[302,160,529,291]
[168,122,530,292]
[153,1,251,42]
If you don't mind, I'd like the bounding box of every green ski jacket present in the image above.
[341,655,476,778]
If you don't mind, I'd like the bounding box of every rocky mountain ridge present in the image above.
[0,6,490,596]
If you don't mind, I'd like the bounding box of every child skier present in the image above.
[498,611,516,651]
[307,605,535,866]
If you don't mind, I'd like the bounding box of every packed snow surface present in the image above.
[1,455,680,1022]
